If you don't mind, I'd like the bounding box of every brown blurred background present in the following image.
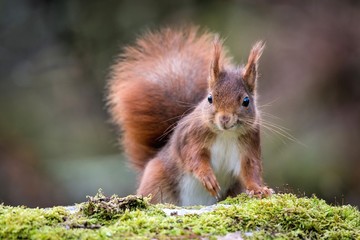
[0,0,359,207]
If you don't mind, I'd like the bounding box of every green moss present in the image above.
[0,193,359,239]
[220,194,360,239]
[81,190,149,220]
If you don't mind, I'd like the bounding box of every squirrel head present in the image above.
[206,38,264,132]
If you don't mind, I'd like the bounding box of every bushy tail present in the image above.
[107,26,226,172]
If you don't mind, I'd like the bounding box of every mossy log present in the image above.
[0,191,359,239]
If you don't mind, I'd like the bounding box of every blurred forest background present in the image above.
[0,0,359,208]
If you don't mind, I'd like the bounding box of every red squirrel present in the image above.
[107,26,273,206]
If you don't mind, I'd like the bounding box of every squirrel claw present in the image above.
[246,186,274,198]
[246,189,255,197]
[201,173,221,198]
[215,191,222,201]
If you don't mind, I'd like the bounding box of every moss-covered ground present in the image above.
[0,191,359,239]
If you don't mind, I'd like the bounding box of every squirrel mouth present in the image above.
[221,123,237,131]
[220,120,248,132]
[215,117,243,131]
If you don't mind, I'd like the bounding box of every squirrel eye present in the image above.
[242,96,250,107]
[207,94,213,104]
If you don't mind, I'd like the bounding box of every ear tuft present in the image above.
[243,41,265,93]
[209,35,223,88]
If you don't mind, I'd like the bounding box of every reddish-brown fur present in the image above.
[107,26,227,171]
[107,26,273,205]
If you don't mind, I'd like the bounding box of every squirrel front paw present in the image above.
[199,173,221,199]
[246,186,274,198]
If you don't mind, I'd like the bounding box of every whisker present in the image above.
[260,124,295,144]
[259,119,291,132]
[157,114,203,141]
[257,98,280,109]
[242,117,306,147]
[157,122,178,141]
[175,100,198,108]
[260,122,306,147]
[160,106,196,123]
[259,111,282,121]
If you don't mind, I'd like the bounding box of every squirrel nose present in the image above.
[220,115,230,125]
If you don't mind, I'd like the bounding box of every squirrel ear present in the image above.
[243,41,265,93]
[209,35,223,88]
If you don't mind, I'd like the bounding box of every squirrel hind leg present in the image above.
[137,158,177,204]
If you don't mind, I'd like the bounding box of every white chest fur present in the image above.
[179,132,241,206]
